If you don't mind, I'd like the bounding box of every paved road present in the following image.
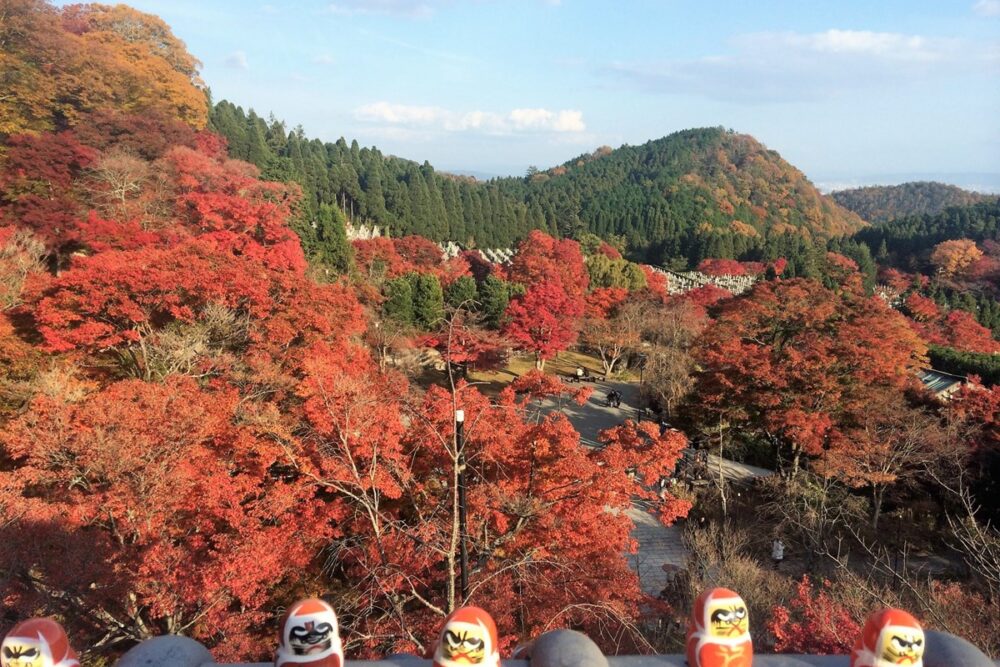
[535,374,773,596]
[535,377,689,596]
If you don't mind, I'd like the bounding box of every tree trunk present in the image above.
[790,447,801,481]
[718,421,727,518]
[447,459,459,613]
[872,486,885,531]
[535,352,544,371]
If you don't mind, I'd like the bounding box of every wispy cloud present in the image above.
[356,28,480,64]
[354,102,587,135]
[224,51,249,70]
[973,0,1000,16]
[603,29,990,104]
[327,0,561,18]
[313,53,336,65]
[756,29,950,61]
[326,0,434,18]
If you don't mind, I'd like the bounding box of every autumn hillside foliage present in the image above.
[1,0,208,136]
[0,2,697,662]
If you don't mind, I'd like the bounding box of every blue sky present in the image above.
[62,0,1000,190]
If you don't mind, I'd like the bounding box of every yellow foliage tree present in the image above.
[930,239,983,278]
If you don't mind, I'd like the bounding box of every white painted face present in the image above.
[438,620,492,666]
[284,610,339,657]
[1,636,48,667]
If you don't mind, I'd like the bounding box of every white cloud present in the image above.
[313,53,335,65]
[260,4,279,14]
[354,102,587,135]
[510,108,586,132]
[224,51,248,70]
[973,0,1000,16]
[604,29,988,104]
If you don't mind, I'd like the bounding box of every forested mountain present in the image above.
[209,105,864,266]
[832,182,997,224]
[493,129,865,257]
[853,200,1000,266]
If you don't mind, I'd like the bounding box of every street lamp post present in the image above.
[456,409,469,603]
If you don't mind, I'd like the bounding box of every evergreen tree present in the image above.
[383,277,414,325]
[445,275,478,310]
[409,273,444,329]
[478,275,511,329]
[876,239,889,262]
[314,204,353,274]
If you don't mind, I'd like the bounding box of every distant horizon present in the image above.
[431,162,1000,195]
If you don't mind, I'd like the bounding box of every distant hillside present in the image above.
[209,109,862,266]
[853,200,1000,266]
[831,182,996,224]
[493,128,866,261]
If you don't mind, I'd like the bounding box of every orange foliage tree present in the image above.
[0,0,207,136]
[695,279,926,477]
[504,280,584,369]
[768,576,862,655]
[0,377,333,660]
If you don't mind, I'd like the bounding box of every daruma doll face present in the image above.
[706,598,749,639]
[877,625,924,665]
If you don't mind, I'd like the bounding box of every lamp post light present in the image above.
[455,409,469,603]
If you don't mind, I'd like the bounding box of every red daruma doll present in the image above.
[432,606,500,667]
[275,598,344,667]
[851,608,925,667]
[685,587,753,667]
[1,618,79,667]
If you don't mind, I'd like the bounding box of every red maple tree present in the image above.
[695,279,926,477]
[504,279,584,369]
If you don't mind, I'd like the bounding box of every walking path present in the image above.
[535,373,771,596]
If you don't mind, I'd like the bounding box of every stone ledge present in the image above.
[116,630,997,667]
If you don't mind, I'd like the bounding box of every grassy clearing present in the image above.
[467,348,639,397]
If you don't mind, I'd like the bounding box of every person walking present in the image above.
[771,537,785,570]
